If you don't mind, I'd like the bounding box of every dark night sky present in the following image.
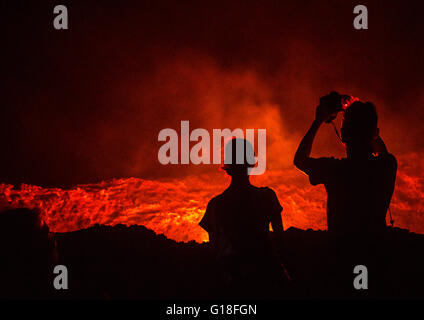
[2,0,424,187]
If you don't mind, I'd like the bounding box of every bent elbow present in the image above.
[293,157,299,168]
[293,156,303,170]
[294,155,310,173]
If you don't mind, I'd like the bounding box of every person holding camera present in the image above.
[293,92,397,295]
[294,92,397,236]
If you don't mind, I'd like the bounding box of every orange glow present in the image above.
[1,152,422,243]
[1,57,423,243]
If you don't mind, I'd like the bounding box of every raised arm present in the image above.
[293,118,323,172]
[294,101,336,171]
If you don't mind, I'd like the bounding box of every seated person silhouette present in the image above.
[293,93,397,295]
[199,138,286,298]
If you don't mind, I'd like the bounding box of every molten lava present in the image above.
[0,153,423,243]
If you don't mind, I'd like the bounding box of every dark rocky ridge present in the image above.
[53,224,424,299]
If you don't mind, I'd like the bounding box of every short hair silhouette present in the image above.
[200,137,287,298]
[341,101,378,144]
[222,138,256,176]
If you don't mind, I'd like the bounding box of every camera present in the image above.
[319,91,352,123]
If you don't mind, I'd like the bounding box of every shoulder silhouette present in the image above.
[199,138,287,298]
[294,95,397,237]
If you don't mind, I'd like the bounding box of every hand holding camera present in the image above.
[315,91,352,124]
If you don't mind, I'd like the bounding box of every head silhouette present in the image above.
[341,101,378,148]
[222,138,256,177]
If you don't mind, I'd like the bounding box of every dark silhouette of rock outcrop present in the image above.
[1,208,424,299]
[55,224,424,299]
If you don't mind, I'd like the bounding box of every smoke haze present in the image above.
[2,0,424,240]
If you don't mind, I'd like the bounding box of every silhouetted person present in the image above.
[294,95,397,236]
[0,208,56,299]
[199,138,287,298]
[294,93,397,296]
